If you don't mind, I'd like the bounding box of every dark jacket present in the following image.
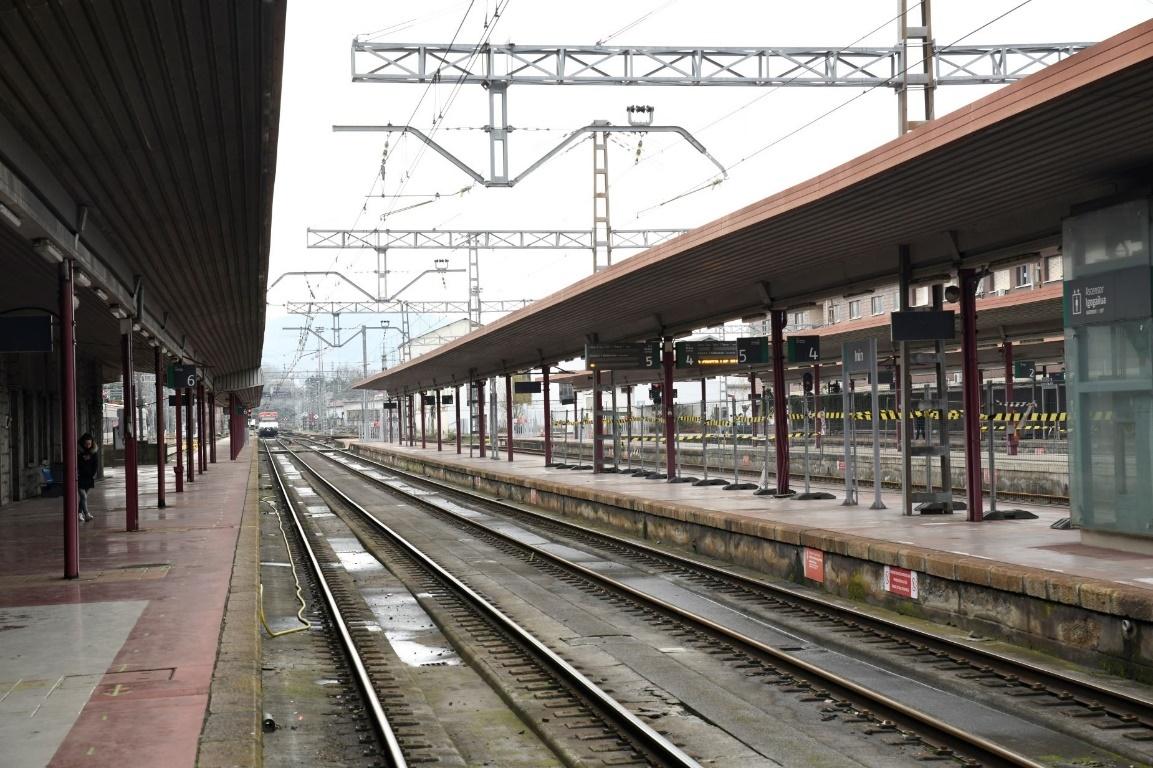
[78,446,98,490]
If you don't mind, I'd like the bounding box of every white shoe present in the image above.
[84,512,94,522]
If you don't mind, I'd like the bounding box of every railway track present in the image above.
[266,439,703,767]
[287,433,1153,768]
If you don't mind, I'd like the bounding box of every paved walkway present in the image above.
[362,441,1153,590]
[0,439,255,768]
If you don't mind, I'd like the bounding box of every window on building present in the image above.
[1045,254,1063,282]
[827,304,839,325]
[790,310,807,327]
[871,295,884,315]
[913,286,929,306]
[1014,264,1032,288]
[848,299,861,320]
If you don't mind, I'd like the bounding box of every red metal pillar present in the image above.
[121,322,139,532]
[592,368,603,472]
[175,386,184,491]
[662,336,676,480]
[196,382,206,474]
[542,366,552,465]
[228,393,238,461]
[436,391,443,451]
[813,363,822,449]
[60,260,79,578]
[395,395,403,445]
[454,386,462,454]
[1003,341,1018,455]
[408,394,416,446]
[771,310,790,494]
[959,268,984,522]
[477,380,486,458]
[209,391,216,463]
[155,348,166,508]
[185,384,194,484]
[420,392,427,449]
[506,375,514,462]
[748,372,759,436]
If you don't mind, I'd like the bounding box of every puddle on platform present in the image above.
[362,588,460,667]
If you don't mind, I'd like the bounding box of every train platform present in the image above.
[353,440,1153,676]
[0,439,260,768]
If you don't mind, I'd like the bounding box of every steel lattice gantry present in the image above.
[306,228,687,251]
[351,42,1091,88]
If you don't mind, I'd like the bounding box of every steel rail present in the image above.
[262,443,408,768]
[295,436,1151,766]
[277,438,703,768]
[292,436,1148,716]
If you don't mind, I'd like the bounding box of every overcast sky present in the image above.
[264,0,1153,378]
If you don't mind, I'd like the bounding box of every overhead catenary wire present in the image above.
[633,0,1037,218]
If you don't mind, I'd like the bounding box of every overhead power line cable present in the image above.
[634,0,1037,217]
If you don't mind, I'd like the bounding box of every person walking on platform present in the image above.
[78,433,98,522]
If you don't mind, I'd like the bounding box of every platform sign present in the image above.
[842,339,875,374]
[559,382,576,405]
[167,393,184,407]
[513,381,542,394]
[1013,360,1036,379]
[0,316,52,352]
[422,395,437,405]
[802,548,825,583]
[675,340,738,367]
[736,336,769,365]
[890,310,955,342]
[166,363,198,389]
[883,565,919,599]
[441,394,454,405]
[585,341,660,370]
[786,335,820,363]
[381,401,398,410]
[1064,265,1153,328]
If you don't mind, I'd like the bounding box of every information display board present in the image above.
[675,340,738,367]
[559,382,576,405]
[585,341,661,369]
[890,310,955,342]
[786,335,820,363]
[0,316,52,352]
[513,381,542,394]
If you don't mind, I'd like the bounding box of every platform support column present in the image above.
[420,391,427,449]
[813,363,822,449]
[454,385,463,452]
[185,382,194,484]
[175,385,184,491]
[476,380,486,458]
[228,393,237,461]
[542,366,552,466]
[436,391,443,451]
[592,368,603,472]
[505,375,514,462]
[60,260,79,578]
[1003,340,1017,455]
[662,336,676,480]
[394,394,403,442]
[749,373,758,436]
[121,319,139,531]
[408,394,416,446]
[196,381,206,474]
[209,391,216,463]
[155,348,166,507]
[959,268,984,522]
[770,310,790,494]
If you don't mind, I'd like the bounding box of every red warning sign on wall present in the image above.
[803,548,824,582]
[883,565,918,598]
